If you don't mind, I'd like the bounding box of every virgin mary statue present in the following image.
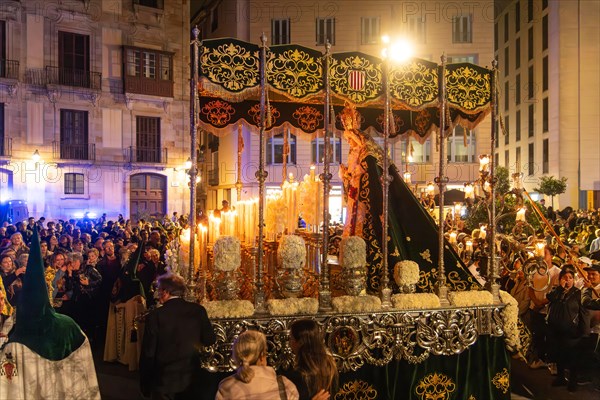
[339,104,478,294]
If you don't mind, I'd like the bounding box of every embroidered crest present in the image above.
[0,352,18,381]
[492,368,510,394]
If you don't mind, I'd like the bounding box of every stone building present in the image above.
[495,0,600,208]
[0,0,191,220]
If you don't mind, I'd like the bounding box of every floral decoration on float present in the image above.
[499,290,520,352]
[266,298,319,316]
[213,236,241,272]
[447,290,494,307]
[213,236,242,300]
[202,300,255,319]
[332,295,382,313]
[340,236,367,296]
[277,235,307,269]
[391,293,441,310]
[393,260,420,293]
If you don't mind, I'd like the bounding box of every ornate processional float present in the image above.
[180,28,518,399]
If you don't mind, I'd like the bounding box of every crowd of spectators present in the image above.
[0,212,185,345]
[446,206,600,393]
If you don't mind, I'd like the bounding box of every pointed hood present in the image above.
[9,229,85,360]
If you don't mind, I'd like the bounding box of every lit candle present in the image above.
[479,154,490,173]
[454,202,463,218]
[534,241,546,257]
[449,231,457,244]
[512,172,523,190]
[480,225,487,240]
[426,182,435,196]
[199,224,208,268]
[516,207,526,222]
[464,183,474,199]
[465,239,474,253]
[403,171,412,184]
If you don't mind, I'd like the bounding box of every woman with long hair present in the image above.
[216,330,299,399]
[286,319,338,400]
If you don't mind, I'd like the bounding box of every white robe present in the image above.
[0,338,100,400]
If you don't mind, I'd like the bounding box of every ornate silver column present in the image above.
[380,54,392,308]
[319,42,333,311]
[187,26,200,301]
[487,59,501,304]
[435,54,449,305]
[254,33,269,314]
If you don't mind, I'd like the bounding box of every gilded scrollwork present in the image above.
[200,41,260,92]
[199,307,501,373]
[445,65,491,112]
[330,55,383,104]
[201,100,236,127]
[334,380,377,400]
[292,106,324,132]
[267,48,323,98]
[416,310,478,356]
[389,61,438,108]
[415,372,456,400]
[492,368,510,394]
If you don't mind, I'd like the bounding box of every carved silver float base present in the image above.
[200,305,505,373]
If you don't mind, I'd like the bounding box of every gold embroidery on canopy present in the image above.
[415,372,456,400]
[201,100,235,127]
[376,112,404,135]
[334,380,377,400]
[389,61,438,108]
[492,368,510,394]
[414,109,431,136]
[292,106,324,132]
[445,66,491,112]
[200,42,259,92]
[248,104,280,129]
[330,55,382,104]
[267,48,323,98]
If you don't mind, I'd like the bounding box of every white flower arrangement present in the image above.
[391,293,441,310]
[213,236,241,272]
[278,235,306,269]
[340,236,367,269]
[448,290,494,307]
[499,290,521,352]
[393,260,421,286]
[332,295,382,313]
[267,298,319,316]
[202,300,255,319]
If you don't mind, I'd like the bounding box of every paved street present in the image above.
[94,349,600,400]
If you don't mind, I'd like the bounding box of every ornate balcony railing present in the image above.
[0,137,11,157]
[52,141,96,161]
[0,59,19,80]
[45,66,101,90]
[126,146,168,164]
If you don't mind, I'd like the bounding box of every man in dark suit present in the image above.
[139,273,216,399]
